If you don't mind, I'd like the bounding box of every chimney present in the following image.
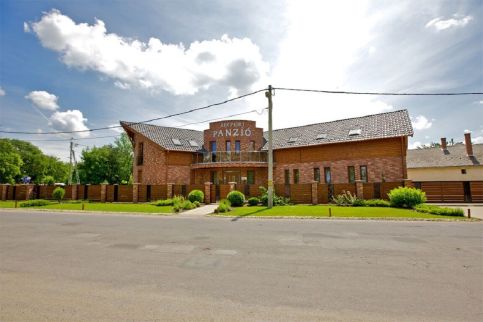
[440,137,447,150]
[464,132,473,157]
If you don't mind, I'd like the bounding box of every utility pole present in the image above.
[68,139,73,185]
[68,138,80,185]
[265,85,274,208]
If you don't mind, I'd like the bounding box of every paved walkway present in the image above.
[432,204,483,219]
[181,204,218,216]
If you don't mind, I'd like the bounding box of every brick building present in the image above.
[121,109,413,187]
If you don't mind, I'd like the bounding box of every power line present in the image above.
[177,108,267,128]
[273,87,483,96]
[13,135,122,142]
[0,88,265,135]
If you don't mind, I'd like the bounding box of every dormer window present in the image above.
[172,138,182,146]
[348,129,362,136]
[316,133,327,140]
[288,137,298,143]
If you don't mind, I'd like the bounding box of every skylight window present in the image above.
[316,133,327,140]
[348,129,362,136]
[188,140,198,147]
[288,137,298,143]
[171,138,182,146]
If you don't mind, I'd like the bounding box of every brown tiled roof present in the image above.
[407,143,482,168]
[262,109,413,150]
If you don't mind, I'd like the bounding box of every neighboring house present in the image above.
[407,133,483,203]
[121,109,413,186]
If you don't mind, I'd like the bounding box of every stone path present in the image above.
[181,204,218,216]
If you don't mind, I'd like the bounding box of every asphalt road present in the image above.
[1,210,482,321]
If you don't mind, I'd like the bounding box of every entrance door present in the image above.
[223,170,241,183]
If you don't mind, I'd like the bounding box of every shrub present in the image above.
[193,200,201,207]
[182,200,196,210]
[247,197,260,206]
[42,176,55,185]
[363,199,390,207]
[172,195,185,213]
[388,187,426,208]
[215,199,231,213]
[259,186,291,206]
[414,204,464,216]
[188,189,204,203]
[52,187,65,203]
[153,199,173,206]
[227,190,245,207]
[20,199,52,207]
[332,191,363,206]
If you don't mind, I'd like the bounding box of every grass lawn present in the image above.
[217,205,466,220]
[0,201,173,214]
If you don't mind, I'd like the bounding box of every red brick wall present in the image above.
[133,135,167,184]
[203,120,264,152]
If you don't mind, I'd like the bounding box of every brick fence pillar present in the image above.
[100,184,107,202]
[133,183,139,203]
[228,182,236,192]
[204,182,212,204]
[311,181,318,205]
[71,184,78,200]
[0,184,8,201]
[403,179,413,188]
[167,183,174,199]
[355,180,364,199]
[25,184,35,200]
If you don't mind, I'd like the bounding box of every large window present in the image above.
[235,140,241,153]
[324,167,331,183]
[313,168,320,183]
[348,166,355,183]
[360,165,368,182]
[293,169,300,184]
[210,141,217,162]
[284,169,290,184]
[225,140,231,152]
[137,142,144,165]
[247,170,255,184]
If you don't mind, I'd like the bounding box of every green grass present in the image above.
[217,205,467,220]
[0,200,173,214]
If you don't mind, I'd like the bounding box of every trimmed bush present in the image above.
[363,199,390,207]
[182,200,196,210]
[20,199,52,207]
[52,187,65,203]
[188,189,204,203]
[247,197,260,206]
[153,199,173,206]
[227,190,245,207]
[388,187,426,208]
[193,200,201,207]
[215,199,231,213]
[414,204,464,216]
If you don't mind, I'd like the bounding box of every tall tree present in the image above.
[0,140,23,184]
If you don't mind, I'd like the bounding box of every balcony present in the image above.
[192,151,267,165]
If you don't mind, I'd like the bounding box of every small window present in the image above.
[348,129,362,136]
[324,167,331,184]
[247,170,255,184]
[316,133,327,140]
[235,140,241,152]
[284,169,290,184]
[461,169,467,174]
[189,140,198,147]
[314,168,320,182]
[288,137,298,143]
[360,165,368,182]
[225,140,231,152]
[293,169,300,184]
[348,166,355,183]
[172,138,182,146]
[137,142,144,166]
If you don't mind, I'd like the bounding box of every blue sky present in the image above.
[0,0,482,160]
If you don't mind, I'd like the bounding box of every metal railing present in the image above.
[193,151,267,164]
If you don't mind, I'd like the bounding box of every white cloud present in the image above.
[472,136,483,144]
[28,9,268,95]
[23,22,30,33]
[425,15,473,31]
[411,115,432,130]
[408,141,423,149]
[108,124,124,133]
[0,87,5,96]
[49,109,90,138]
[25,90,59,111]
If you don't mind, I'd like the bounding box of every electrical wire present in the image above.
[272,87,483,96]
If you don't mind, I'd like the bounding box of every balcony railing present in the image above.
[193,151,267,164]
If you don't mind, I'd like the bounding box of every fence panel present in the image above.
[151,185,167,201]
[173,184,187,197]
[317,184,329,204]
[249,184,261,197]
[106,185,116,202]
[290,184,312,204]
[64,185,72,200]
[363,183,374,200]
[219,184,231,200]
[138,184,148,202]
[440,182,464,203]
[381,182,403,199]
[470,181,483,202]
[88,185,101,201]
[333,183,356,196]
[118,185,133,202]
[39,185,55,199]
[420,182,443,202]
[188,184,204,195]
[210,184,217,203]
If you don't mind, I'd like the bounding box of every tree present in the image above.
[0,140,23,184]
[113,133,133,184]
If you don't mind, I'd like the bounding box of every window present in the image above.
[188,140,198,147]
[348,166,355,183]
[461,169,467,174]
[210,141,217,152]
[225,140,231,152]
[293,169,300,184]
[360,165,368,182]
[235,140,241,152]
[348,129,362,136]
[249,140,256,151]
[137,169,143,183]
[247,170,255,184]
[171,138,182,146]
[288,137,298,143]
[284,169,290,184]
[313,168,320,182]
[210,171,218,184]
[324,167,332,183]
[137,142,144,165]
[316,133,327,140]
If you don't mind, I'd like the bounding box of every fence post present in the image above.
[311,181,318,205]
[100,184,107,202]
[204,182,212,204]
[355,180,364,199]
[71,184,78,200]
[133,183,139,203]
[0,184,7,201]
[167,183,174,199]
